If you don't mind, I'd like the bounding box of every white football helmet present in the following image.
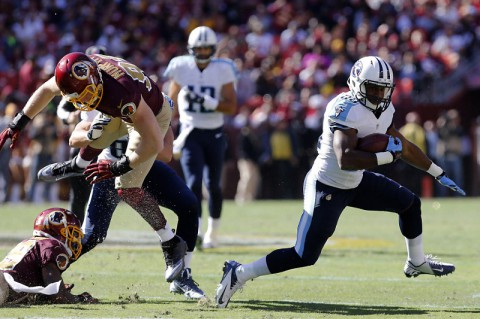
[347,56,395,113]
[187,26,217,64]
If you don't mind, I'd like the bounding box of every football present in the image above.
[356,133,390,153]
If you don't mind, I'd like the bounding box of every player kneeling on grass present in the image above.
[0,208,97,305]
[215,56,464,308]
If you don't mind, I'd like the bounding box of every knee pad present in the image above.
[401,194,421,217]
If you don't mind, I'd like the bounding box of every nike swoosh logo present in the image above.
[432,267,444,272]
[217,286,228,305]
[217,269,232,305]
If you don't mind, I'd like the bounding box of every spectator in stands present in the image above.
[398,112,427,196]
[437,109,467,197]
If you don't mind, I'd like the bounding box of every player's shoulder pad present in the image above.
[163,55,193,78]
[167,55,193,69]
[328,92,359,120]
[210,57,239,78]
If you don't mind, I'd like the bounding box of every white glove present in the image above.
[179,86,218,110]
[86,116,111,141]
[201,94,219,111]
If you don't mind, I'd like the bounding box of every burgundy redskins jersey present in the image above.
[0,237,71,288]
[89,54,163,122]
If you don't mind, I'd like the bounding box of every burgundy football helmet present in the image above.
[55,52,103,112]
[33,208,84,260]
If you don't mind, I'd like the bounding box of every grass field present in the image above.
[0,198,479,318]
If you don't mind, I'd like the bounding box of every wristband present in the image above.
[9,111,31,130]
[375,151,394,165]
[110,155,133,176]
[426,162,443,178]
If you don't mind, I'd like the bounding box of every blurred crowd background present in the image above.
[1,0,480,204]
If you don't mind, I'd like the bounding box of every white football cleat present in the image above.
[215,260,244,308]
[404,255,455,278]
[169,268,206,299]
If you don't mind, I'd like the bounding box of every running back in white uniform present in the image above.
[163,56,237,129]
[312,91,395,189]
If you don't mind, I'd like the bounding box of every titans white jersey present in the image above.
[163,55,237,129]
[81,111,127,161]
[312,91,395,189]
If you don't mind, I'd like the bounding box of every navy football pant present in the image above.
[81,160,199,255]
[266,170,421,274]
[180,127,226,220]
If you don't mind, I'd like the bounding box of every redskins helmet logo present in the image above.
[351,60,363,78]
[121,102,137,117]
[48,211,66,225]
[56,253,69,271]
[72,61,91,80]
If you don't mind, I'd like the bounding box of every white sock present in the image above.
[184,251,193,269]
[198,217,202,236]
[205,217,220,240]
[405,234,426,265]
[75,155,92,168]
[236,256,270,283]
[155,223,175,242]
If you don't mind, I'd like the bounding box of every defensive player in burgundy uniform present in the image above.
[164,26,237,249]
[0,52,187,283]
[215,56,465,308]
[0,208,96,305]
[64,109,205,299]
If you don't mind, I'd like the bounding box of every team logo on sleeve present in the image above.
[334,105,346,118]
[121,102,137,117]
[56,253,69,271]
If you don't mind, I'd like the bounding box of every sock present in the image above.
[236,256,270,283]
[405,234,426,265]
[204,217,220,241]
[198,217,202,236]
[155,222,175,242]
[184,251,193,269]
[77,146,102,167]
[208,217,220,232]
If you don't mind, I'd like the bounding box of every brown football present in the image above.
[356,133,390,153]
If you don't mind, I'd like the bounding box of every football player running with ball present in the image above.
[215,56,465,308]
[164,26,237,249]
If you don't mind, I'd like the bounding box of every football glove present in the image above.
[436,172,466,196]
[179,86,218,110]
[84,156,132,184]
[86,116,111,141]
[198,94,219,110]
[386,136,402,161]
[0,111,31,150]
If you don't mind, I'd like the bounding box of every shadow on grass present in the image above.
[235,300,480,316]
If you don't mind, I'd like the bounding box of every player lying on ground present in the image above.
[0,208,97,305]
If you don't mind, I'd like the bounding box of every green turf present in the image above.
[0,198,479,318]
